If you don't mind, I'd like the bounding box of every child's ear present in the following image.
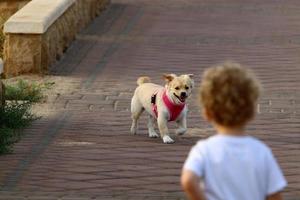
[163,74,176,83]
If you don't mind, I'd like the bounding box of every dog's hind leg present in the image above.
[130,96,143,135]
[148,115,159,138]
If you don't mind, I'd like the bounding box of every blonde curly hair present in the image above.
[199,62,261,127]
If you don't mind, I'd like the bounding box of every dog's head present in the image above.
[163,74,194,104]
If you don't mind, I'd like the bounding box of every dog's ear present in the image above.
[181,74,195,88]
[187,74,194,78]
[163,74,176,83]
[182,74,194,79]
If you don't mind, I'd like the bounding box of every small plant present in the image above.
[5,79,54,103]
[0,80,53,154]
[0,102,37,129]
[0,102,37,154]
[0,127,15,154]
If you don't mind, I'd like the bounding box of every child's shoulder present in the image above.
[242,136,272,152]
[195,135,272,154]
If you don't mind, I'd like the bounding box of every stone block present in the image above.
[4,34,43,76]
[4,0,75,34]
[0,1,30,20]
[3,0,110,77]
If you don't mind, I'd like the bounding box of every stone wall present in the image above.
[0,0,30,59]
[3,0,109,77]
[42,0,110,72]
[0,0,30,17]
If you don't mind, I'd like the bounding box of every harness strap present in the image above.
[151,93,158,118]
[151,90,185,121]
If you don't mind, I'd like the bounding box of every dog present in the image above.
[130,74,194,144]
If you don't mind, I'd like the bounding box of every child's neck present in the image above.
[214,124,246,136]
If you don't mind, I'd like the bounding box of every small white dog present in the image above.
[130,74,194,144]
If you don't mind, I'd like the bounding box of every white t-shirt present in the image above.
[183,134,287,200]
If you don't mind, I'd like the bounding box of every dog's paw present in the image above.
[176,128,187,135]
[163,135,174,144]
[149,131,159,138]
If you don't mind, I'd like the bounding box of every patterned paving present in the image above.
[0,0,299,199]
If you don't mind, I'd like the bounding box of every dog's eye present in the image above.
[185,86,189,90]
[175,87,180,90]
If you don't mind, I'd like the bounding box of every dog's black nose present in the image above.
[181,92,187,98]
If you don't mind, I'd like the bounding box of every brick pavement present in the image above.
[0,0,300,199]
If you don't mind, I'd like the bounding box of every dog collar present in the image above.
[152,90,186,121]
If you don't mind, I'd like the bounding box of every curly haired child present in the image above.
[181,62,287,200]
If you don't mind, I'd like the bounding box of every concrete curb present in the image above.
[4,0,75,34]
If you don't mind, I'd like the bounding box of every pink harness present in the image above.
[152,90,185,121]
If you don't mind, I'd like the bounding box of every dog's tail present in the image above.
[137,76,151,86]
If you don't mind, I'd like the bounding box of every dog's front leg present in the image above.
[176,115,187,135]
[157,115,174,144]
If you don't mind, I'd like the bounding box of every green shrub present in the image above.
[5,80,50,103]
[0,102,37,129]
[0,127,15,154]
[0,103,37,154]
[0,80,53,154]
